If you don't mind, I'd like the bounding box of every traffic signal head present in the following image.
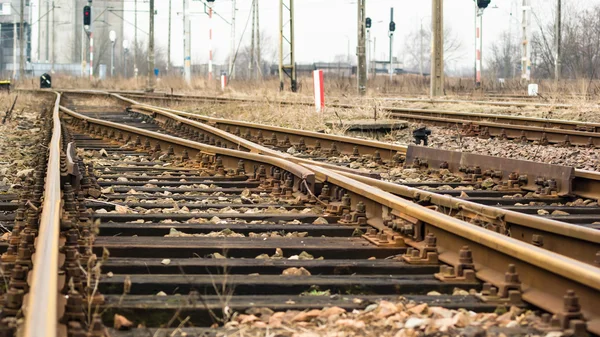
[366,17,372,29]
[83,6,91,26]
[477,0,491,8]
[389,21,396,32]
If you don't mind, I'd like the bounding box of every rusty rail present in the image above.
[110,98,600,264]
[113,93,600,200]
[59,105,316,193]
[23,92,62,337]
[304,164,600,335]
[57,91,600,334]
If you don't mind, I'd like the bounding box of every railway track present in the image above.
[58,91,600,265]
[3,91,599,337]
[109,91,600,148]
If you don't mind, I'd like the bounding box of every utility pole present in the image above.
[250,0,255,80]
[279,0,296,92]
[45,0,49,62]
[183,0,191,83]
[357,0,366,95]
[430,0,444,97]
[19,0,25,78]
[554,0,561,85]
[13,14,17,79]
[256,0,261,79]
[229,0,236,79]
[419,21,423,76]
[148,0,155,91]
[475,6,482,86]
[167,0,172,74]
[207,3,213,81]
[134,0,138,77]
[521,0,531,82]
[388,8,394,81]
[51,0,55,73]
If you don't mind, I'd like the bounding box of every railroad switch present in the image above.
[413,127,431,146]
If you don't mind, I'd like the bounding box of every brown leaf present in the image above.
[113,314,133,330]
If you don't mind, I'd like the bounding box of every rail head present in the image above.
[23,92,62,337]
[303,163,600,334]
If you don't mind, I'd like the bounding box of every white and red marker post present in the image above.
[313,70,324,112]
[221,74,227,91]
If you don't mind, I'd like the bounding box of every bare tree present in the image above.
[488,32,520,79]
[403,24,464,72]
[531,3,600,80]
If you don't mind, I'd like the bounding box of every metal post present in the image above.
[256,0,261,79]
[357,0,366,95]
[279,0,296,92]
[183,0,191,83]
[19,0,25,78]
[521,0,531,82]
[134,0,138,77]
[45,0,49,62]
[479,14,483,85]
[148,0,155,91]
[229,0,236,79]
[554,0,561,85]
[81,24,85,77]
[13,14,17,79]
[208,4,213,81]
[476,10,482,86]
[389,8,393,81]
[51,0,55,73]
[167,0,171,74]
[250,0,255,80]
[111,42,115,77]
[430,0,444,97]
[419,20,423,76]
[89,31,93,79]
[474,3,477,86]
[124,50,127,78]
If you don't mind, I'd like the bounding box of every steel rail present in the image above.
[23,92,62,337]
[304,164,600,335]
[336,171,600,266]
[59,106,316,192]
[112,94,600,199]
[59,91,600,334]
[112,99,600,264]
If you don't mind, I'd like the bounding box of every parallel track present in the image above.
[3,91,600,337]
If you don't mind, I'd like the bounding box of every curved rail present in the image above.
[23,92,62,337]
[112,94,600,199]
[114,96,600,264]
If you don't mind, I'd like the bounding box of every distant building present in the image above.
[0,0,31,77]
[0,0,125,77]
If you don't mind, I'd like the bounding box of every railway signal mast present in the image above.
[83,3,93,80]
[474,0,491,87]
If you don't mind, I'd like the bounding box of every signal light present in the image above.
[477,0,491,8]
[366,17,372,29]
[389,21,396,32]
[83,6,91,26]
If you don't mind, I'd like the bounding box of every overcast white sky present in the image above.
[123,0,592,71]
